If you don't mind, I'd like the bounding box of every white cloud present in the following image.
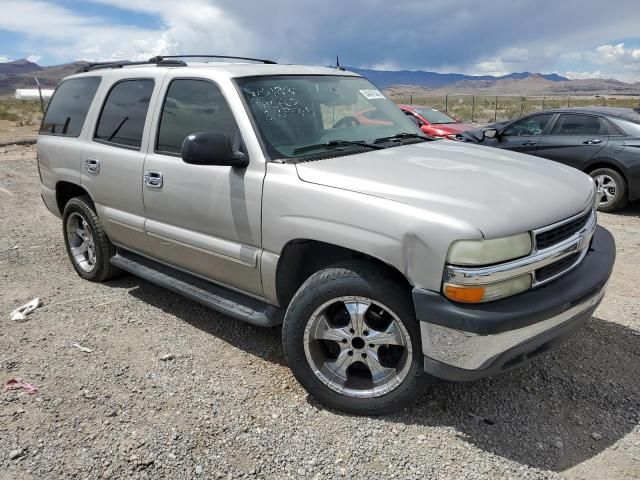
[593,43,640,66]
[2,0,640,83]
[564,70,603,80]
[26,54,41,63]
[0,55,9,63]
[0,0,252,63]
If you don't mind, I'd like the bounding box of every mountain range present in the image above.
[0,59,638,96]
[346,67,569,89]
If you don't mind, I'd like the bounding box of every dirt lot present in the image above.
[1,144,639,480]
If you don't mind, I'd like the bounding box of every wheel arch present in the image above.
[274,239,413,309]
[584,158,629,183]
[56,181,94,215]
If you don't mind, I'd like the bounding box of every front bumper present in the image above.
[413,225,615,381]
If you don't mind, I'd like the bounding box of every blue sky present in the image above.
[1,0,639,82]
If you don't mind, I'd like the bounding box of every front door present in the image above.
[491,113,555,154]
[142,78,265,297]
[536,113,610,170]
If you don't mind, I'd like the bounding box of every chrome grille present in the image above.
[535,210,592,250]
[535,252,581,283]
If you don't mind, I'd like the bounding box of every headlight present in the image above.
[443,274,532,303]
[446,232,532,266]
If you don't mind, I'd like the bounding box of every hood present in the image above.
[295,141,594,238]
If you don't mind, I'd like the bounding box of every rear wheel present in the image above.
[590,167,627,213]
[62,196,121,282]
[282,262,427,415]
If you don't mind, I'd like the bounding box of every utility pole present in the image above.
[34,75,45,113]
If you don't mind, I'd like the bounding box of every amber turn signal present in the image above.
[443,284,485,303]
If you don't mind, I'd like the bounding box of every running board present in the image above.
[110,250,283,327]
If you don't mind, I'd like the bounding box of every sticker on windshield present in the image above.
[359,89,385,100]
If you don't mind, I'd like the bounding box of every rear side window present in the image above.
[550,114,608,136]
[156,79,240,155]
[40,77,100,136]
[95,79,154,149]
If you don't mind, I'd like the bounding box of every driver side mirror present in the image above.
[482,128,499,140]
[181,133,248,168]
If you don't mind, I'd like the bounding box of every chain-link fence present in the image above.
[389,94,640,124]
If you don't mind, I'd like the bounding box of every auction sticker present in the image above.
[359,89,385,100]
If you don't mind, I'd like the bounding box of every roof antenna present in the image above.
[336,55,345,71]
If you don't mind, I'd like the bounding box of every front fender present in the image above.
[261,164,481,303]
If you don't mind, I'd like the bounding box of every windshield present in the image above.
[412,107,457,124]
[237,75,425,160]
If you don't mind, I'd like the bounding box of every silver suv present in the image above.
[37,56,615,414]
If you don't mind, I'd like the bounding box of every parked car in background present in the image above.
[463,108,640,212]
[399,104,475,139]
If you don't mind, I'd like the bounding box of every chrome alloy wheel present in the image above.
[66,212,97,272]
[594,174,617,208]
[303,296,413,398]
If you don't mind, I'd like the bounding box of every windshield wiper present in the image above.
[374,132,431,144]
[293,140,385,155]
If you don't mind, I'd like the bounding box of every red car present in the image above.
[399,105,475,139]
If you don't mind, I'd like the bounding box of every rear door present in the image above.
[81,73,164,254]
[536,113,610,169]
[490,113,555,154]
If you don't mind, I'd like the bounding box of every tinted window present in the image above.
[40,77,100,136]
[156,79,240,155]
[503,114,553,136]
[95,79,154,148]
[550,114,607,136]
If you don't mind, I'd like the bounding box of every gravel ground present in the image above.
[1,144,639,480]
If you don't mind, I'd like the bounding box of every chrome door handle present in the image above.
[144,171,163,188]
[84,158,100,174]
[521,141,537,146]
[583,139,602,145]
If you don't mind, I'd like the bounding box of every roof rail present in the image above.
[80,58,186,72]
[78,54,276,73]
[149,55,277,64]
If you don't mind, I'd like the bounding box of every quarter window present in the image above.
[40,77,100,136]
[156,79,240,155]
[503,114,553,136]
[550,114,608,136]
[95,79,154,149]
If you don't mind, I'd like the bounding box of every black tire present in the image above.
[589,167,628,213]
[62,196,121,282]
[282,261,428,415]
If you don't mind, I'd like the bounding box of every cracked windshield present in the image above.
[238,75,424,159]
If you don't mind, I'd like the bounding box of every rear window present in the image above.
[40,77,101,137]
[550,114,609,136]
[621,110,640,124]
[94,79,154,149]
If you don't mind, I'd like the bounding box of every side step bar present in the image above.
[110,250,283,327]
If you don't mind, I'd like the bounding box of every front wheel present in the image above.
[590,168,627,213]
[282,262,427,415]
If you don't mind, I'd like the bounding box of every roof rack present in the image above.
[79,54,277,73]
[149,55,277,64]
[80,58,186,72]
